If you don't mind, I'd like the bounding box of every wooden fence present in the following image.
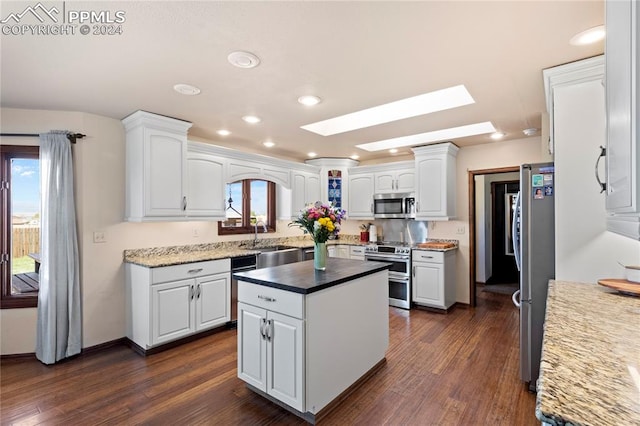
[12,226,40,258]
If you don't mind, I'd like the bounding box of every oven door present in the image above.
[389,277,410,309]
[364,253,410,277]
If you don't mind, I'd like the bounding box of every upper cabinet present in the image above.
[186,145,227,218]
[347,172,375,219]
[412,143,459,220]
[123,111,193,221]
[605,0,640,239]
[290,170,321,217]
[374,167,415,194]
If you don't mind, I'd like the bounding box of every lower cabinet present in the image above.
[327,244,350,259]
[127,259,231,350]
[349,246,365,261]
[411,250,456,310]
[237,302,304,411]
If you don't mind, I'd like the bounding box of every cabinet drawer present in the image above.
[152,259,231,284]
[412,250,444,263]
[350,246,365,256]
[238,281,304,319]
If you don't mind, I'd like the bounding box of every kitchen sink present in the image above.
[256,246,301,268]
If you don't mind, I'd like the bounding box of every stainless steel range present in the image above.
[364,242,411,309]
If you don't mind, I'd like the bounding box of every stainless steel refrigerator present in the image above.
[511,162,555,392]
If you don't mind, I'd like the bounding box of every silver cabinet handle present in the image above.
[412,266,416,277]
[182,196,187,211]
[258,295,276,302]
[595,146,607,193]
[416,201,420,212]
[188,268,204,274]
[190,284,194,300]
[260,318,267,339]
[370,202,373,213]
[266,319,272,341]
[196,284,201,299]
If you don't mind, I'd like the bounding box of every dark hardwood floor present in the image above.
[0,290,537,425]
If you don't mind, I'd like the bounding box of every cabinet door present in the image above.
[374,172,395,193]
[151,279,195,345]
[195,274,230,331]
[412,262,444,308]
[291,172,307,215]
[336,245,350,259]
[237,303,267,391]
[416,157,444,217]
[348,174,374,218]
[605,0,636,214]
[327,246,337,258]
[145,129,186,217]
[306,174,321,206]
[267,311,305,412]
[395,170,415,192]
[186,153,226,218]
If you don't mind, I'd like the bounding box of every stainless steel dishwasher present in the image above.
[230,254,257,325]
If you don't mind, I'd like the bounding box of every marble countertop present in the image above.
[536,280,640,426]
[123,236,458,268]
[233,258,391,294]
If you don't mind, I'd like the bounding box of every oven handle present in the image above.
[365,255,410,261]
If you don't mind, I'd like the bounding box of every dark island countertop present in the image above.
[233,258,391,295]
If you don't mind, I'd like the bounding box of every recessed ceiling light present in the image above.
[307,152,317,158]
[570,25,605,46]
[356,121,496,152]
[173,83,201,95]
[242,115,261,124]
[228,51,261,68]
[522,128,538,136]
[490,132,505,140]
[263,141,275,148]
[217,129,231,136]
[298,95,322,106]
[389,149,399,154]
[301,84,475,136]
[350,154,360,160]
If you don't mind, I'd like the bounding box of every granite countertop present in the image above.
[233,258,391,294]
[536,280,640,426]
[123,236,459,268]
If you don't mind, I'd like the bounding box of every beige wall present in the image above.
[0,107,363,355]
[428,138,544,304]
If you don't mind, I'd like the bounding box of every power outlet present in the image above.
[192,228,199,238]
[93,231,106,243]
[456,226,465,235]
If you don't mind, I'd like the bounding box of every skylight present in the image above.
[300,85,475,136]
[355,122,497,151]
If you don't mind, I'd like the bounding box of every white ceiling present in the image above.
[0,1,604,163]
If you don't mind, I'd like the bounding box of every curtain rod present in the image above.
[0,132,86,144]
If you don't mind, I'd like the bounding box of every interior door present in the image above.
[489,181,520,284]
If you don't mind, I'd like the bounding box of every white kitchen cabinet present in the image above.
[605,0,640,239]
[123,111,193,221]
[349,245,365,261]
[412,143,459,220]
[126,259,230,351]
[226,158,291,188]
[186,151,226,219]
[374,168,415,194]
[238,284,305,412]
[328,244,349,259]
[347,173,375,219]
[412,250,456,310]
[290,171,321,217]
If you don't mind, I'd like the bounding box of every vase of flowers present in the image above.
[289,201,346,270]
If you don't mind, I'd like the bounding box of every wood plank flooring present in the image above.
[0,290,538,425]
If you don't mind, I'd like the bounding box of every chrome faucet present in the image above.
[254,220,267,245]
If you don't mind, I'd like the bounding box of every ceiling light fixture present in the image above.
[263,141,275,148]
[216,129,231,136]
[570,25,605,46]
[298,95,322,106]
[523,128,538,136]
[356,121,496,152]
[350,154,360,160]
[389,149,399,154]
[301,84,475,136]
[173,83,201,95]
[307,152,317,158]
[490,132,506,140]
[242,115,261,124]
[228,51,261,68]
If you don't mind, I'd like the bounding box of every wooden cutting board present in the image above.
[416,242,456,249]
[598,278,640,296]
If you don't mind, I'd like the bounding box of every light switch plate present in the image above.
[93,231,106,243]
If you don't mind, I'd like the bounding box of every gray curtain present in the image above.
[36,131,81,364]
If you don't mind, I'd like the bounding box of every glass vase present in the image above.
[314,242,327,271]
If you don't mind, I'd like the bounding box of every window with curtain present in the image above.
[1,145,40,309]
[218,179,276,235]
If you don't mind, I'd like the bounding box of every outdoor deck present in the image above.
[11,272,39,294]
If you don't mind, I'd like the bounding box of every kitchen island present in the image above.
[233,258,391,424]
[536,280,640,425]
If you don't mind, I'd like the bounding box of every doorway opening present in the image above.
[468,166,519,307]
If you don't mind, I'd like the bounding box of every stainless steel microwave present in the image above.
[373,192,416,219]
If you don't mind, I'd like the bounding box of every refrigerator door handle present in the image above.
[512,191,521,272]
[512,289,521,308]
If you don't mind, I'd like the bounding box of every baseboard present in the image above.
[0,337,128,361]
[126,323,232,356]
